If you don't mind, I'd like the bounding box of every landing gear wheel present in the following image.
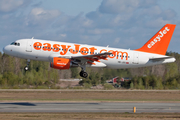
[24,59,30,72]
[24,66,29,71]
[80,71,88,78]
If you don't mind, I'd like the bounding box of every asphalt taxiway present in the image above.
[0,102,180,113]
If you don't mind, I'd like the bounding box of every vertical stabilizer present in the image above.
[136,24,176,55]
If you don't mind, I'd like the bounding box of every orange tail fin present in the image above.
[136,24,176,55]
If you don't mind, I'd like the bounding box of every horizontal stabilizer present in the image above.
[149,56,175,62]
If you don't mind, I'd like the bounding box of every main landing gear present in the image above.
[79,70,88,78]
[24,59,30,71]
[79,65,88,78]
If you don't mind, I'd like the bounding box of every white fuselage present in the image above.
[3,39,175,69]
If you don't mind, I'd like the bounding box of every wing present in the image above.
[71,52,111,65]
[49,52,112,66]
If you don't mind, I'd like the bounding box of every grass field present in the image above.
[0,90,180,102]
[0,113,180,120]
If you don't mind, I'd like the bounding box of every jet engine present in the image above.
[50,57,71,69]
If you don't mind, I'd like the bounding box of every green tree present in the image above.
[137,77,144,89]
[156,77,163,89]
[130,82,134,89]
[171,78,178,88]
[165,63,178,80]
[3,72,18,86]
[71,68,79,78]
[143,76,149,89]
[101,76,106,85]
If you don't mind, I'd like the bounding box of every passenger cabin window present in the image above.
[10,42,20,46]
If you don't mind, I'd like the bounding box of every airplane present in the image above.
[3,24,176,78]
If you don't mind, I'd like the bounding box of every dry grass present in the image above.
[0,113,180,120]
[0,90,180,102]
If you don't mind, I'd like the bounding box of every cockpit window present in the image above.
[10,42,20,46]
[10,42,15,45]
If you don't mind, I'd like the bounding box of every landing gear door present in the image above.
[26,40,32,52]
[133,53,139,64]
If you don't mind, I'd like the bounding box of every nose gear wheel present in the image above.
[24,59,30,71]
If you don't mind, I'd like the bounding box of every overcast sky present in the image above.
[1,0,180,53]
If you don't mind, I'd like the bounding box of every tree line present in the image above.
[0,52,180,89]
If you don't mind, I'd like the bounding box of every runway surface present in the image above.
[0,102,180,113]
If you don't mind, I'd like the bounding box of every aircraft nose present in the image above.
[3,45,18,57]
[3,45,10,54]
[3,46,7,53]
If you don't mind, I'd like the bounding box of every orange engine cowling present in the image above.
[50,57,71,70]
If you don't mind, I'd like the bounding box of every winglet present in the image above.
[136,24,176,55]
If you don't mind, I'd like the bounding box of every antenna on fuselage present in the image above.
[31,37,34,39]
[107,45,109,48]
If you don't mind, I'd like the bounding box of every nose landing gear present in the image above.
[24,66,29,71]
[24,59,30,71]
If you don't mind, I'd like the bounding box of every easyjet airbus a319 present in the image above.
[3,24,176,78]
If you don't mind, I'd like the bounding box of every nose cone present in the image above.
[3,46,7,54]
[3,45,12,55]
[3,45,18,57]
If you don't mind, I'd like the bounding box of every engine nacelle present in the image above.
[50,57,71,70]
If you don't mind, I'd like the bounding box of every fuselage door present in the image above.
[26,40,32,52]
[133,53,139,64]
